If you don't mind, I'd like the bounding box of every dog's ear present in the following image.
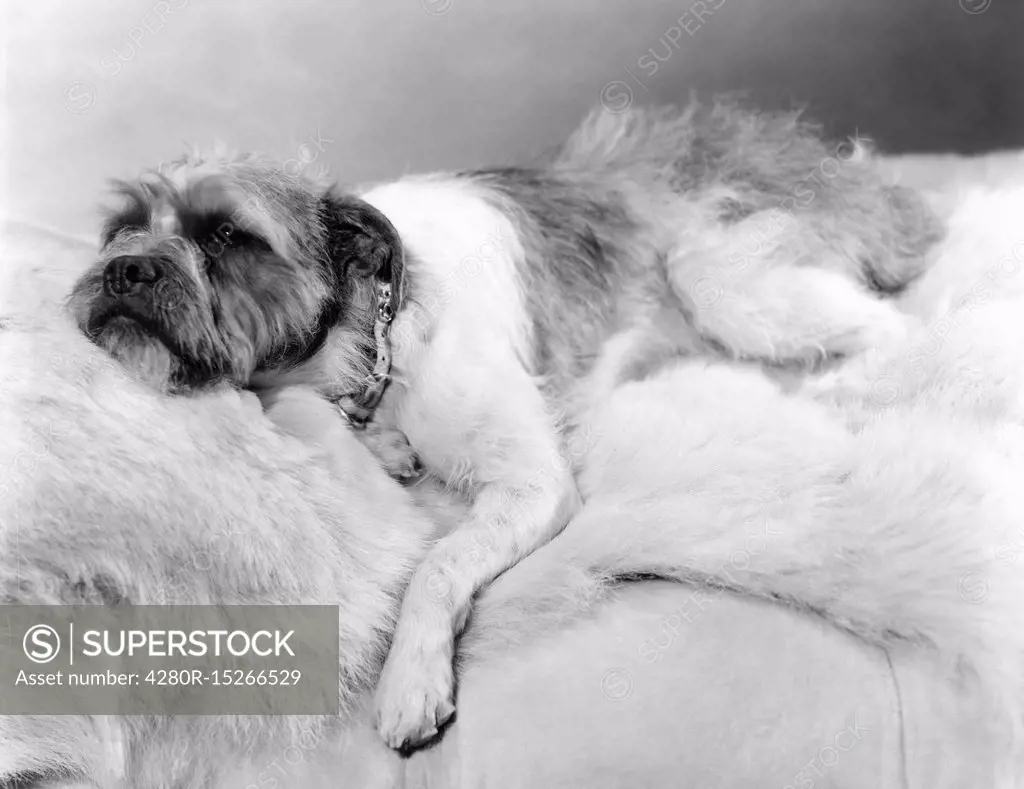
[319,192,406,427]
[320,193,405,314]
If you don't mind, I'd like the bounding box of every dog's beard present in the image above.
[70,268,336,395]
[94,315,177,391]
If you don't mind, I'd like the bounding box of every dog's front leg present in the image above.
[374,469,582,750]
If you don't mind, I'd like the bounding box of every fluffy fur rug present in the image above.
[2,153,1024,786]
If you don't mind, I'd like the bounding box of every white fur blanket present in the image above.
[471,158,1024,787]
[2,152,1024,787]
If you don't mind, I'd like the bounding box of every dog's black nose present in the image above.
[103,255,163,296]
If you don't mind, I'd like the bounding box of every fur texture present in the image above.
[1,165,1021,783]
[67,98,943,748]
[0,317,454,787]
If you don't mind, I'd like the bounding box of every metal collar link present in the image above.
[332,278,397,429]
[377,281,394,323]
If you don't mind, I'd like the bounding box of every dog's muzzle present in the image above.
[88,253,180,349]
[102,254,164,297]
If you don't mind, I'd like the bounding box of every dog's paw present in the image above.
[359,423,424,481]
[374,649,455,750]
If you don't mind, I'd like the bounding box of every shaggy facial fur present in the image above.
[66,98,944,749]
[66,152,400,396]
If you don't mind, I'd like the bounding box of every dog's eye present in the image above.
[197,224,265,269]
[221,228,258,247]
[198,225,262,250]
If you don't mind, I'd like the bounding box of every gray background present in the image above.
[4,0,1022,237]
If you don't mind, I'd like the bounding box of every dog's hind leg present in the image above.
[665,211,914,365]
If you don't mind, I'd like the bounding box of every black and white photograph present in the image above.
[2,0,1024,785]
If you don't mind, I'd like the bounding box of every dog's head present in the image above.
[67,150,404,394]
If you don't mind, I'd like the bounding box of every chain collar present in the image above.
[329,279,397,429]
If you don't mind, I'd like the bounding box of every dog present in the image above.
[67,97,944,750]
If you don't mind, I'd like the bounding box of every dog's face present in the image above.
[67,150,403,392]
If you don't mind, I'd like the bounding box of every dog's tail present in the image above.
[556,97,942,271]
[552,99,704,176]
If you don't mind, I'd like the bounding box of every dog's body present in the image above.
[68,99,943,747]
